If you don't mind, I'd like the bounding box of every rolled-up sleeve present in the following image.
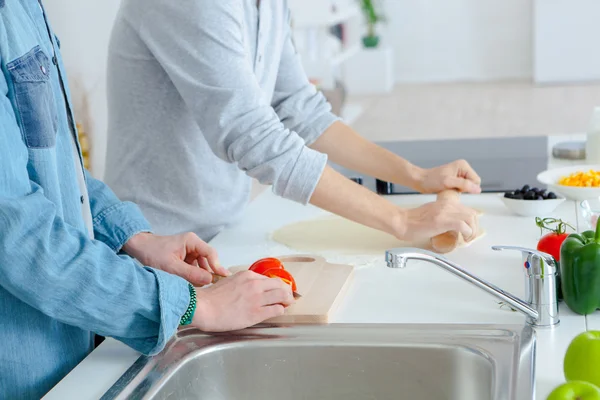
[137,0,327,205]
[271,4,340,146]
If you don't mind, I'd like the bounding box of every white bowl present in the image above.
[499,193,565,217]
[537,164,600,201]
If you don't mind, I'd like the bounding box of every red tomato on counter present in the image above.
[535,217,574,261]
[537,232,569,261]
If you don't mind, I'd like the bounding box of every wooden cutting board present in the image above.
[230,255,354,324]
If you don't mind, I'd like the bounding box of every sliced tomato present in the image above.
[262,267,297,292]
[249,257,284,275]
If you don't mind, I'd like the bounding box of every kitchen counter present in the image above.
[44,134,591,400]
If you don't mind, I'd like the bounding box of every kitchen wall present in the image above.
[41,0,587,179]
[534,0,600,84]
[43,0,121,179]
[379,0,533,83]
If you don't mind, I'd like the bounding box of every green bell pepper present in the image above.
[560,219,600,315]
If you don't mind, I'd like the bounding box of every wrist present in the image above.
[405,164,426,192]
[391,208,409,240]
[122,232,153,257]
[190,291,211,331]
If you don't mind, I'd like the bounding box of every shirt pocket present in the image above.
[7,46,59,149]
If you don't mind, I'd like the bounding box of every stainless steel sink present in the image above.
[100,324,535,400]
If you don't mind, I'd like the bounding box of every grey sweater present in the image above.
[104,0,339,241]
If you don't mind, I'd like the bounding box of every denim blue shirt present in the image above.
[0,2,190,399]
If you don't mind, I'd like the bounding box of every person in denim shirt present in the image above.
[0,2,294,399]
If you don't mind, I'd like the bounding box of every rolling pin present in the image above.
[430,189,464,254]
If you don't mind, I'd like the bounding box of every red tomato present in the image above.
[262,268,297,292]
[537,232,569,261]
[249,257,284,275]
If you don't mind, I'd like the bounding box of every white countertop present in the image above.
[44,134,593,400]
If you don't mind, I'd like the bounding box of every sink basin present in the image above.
[100,324,535,400]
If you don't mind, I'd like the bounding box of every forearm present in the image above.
[309,165,405,238]
[310,121,424,190]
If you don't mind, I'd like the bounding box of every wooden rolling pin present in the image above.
[430,189,463,253]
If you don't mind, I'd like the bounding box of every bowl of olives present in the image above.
[500,185,565,217]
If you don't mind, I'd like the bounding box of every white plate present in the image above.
[537,164,600,201]
[499,193,565,217]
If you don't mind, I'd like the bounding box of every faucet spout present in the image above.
[386,247,559,328]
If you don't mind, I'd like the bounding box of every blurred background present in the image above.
[43,0,600,183]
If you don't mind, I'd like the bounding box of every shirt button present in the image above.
[40,65,47,75]
[52,56,58,65]
[258,55,262,62]
[80,195,84,204]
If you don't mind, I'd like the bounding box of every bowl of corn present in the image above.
[537,164,600,201]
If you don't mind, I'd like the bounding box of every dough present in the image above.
[271,215,485,255]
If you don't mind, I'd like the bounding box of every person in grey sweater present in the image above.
[105,0,482,246]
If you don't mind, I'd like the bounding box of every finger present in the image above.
[445,176,481,194]
[465,215,477,242]
[185,254,200,266]
[453,220,474,240]
[184,234,230,276]
[262,287,295,307]
[457,160,482,185]
[176,260,213,286]
[253,275,293,293]
[259,304,286,321]
[198,257,211,272]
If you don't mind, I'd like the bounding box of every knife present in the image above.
[211,273,302,299]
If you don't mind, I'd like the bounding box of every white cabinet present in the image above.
[534,0,600,84]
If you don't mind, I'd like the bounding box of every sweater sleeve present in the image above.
[271,3,340,145]
[136,0,327,204]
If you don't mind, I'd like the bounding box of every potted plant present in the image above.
[358,0,385,48]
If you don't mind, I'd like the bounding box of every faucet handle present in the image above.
[491,245,557,276]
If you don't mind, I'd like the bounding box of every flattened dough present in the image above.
[272,215,485,255]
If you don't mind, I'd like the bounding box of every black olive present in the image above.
[536,195,544,200]
[524,191,537,200]
[537,189,546,197]
[504,192,513,198]
[530,187,540,193]
[514,192,524,199]
[547,192,557,199]
[521,185,530,192]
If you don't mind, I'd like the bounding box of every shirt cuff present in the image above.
[142,268,190,356]
[300,112,341,146]
[276,146,328,205]
[92,201,153,252]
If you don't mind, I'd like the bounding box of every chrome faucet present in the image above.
[385,245,559,328]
